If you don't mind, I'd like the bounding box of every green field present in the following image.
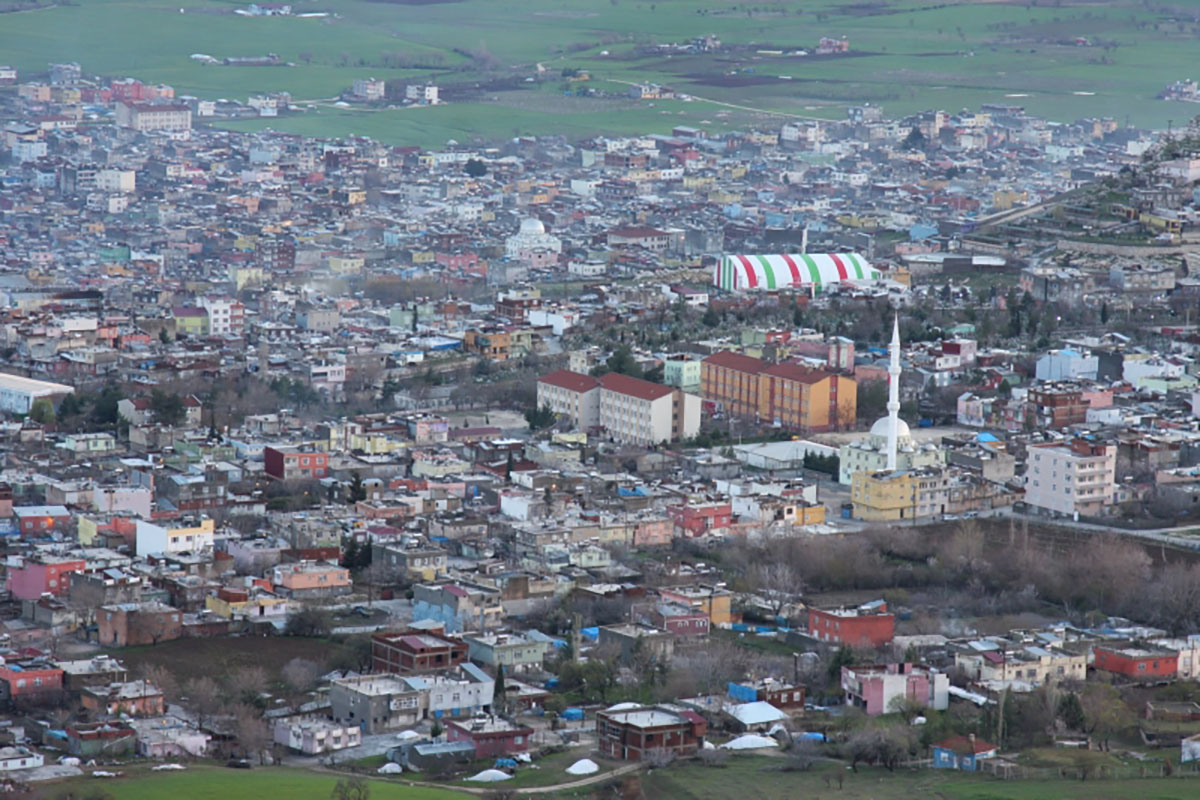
[47,766,468,800]
[640,757,1200,800]
[6,0,1200,144]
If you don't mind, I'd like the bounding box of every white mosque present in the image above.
[505,218,562,261]
[838,316,943,485]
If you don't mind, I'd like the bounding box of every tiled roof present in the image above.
[599,372,674,402]
[537,369,599,393]
[702,351,766,373]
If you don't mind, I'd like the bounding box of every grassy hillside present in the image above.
[4,0,1199,144]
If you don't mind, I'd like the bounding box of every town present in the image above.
[6,52,1200,800]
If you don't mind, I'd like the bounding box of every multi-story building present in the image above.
[662,354,702,393]
[1094,644,1178,680]
[198,297,245,336]
[597,372,700,445]
[270,561,351,598]
[700,352,855,432]
[1028,385,1088,429]
[1025,438,1116,518]
[330,664,493,734]
[536,370,700,445]
[371,627,469,674]
[841,662,949,716]
[98,602,182,647]
[808,600,894,648]
[595,705,707,761]
[462,632,550,671]
[6,556,86,600]
[851,467,949,521]
[954,643,1086,686]
[135,517,215,556]
[263,446,329,480]
[115,101,192,132]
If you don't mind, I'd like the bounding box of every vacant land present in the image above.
[4,0,1200,142]
[118,635,357,684]
[639,757,1200,800]
[44,766,468,800]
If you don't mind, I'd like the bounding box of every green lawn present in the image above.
[45,766,468,800]
[640,757,1200,800]
[4,0,1200,142]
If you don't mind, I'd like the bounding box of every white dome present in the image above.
[519,218,545,235]
[870,416,910,438]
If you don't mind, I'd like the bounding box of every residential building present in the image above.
[371,628,469,674]
[263,445,329,480]
[663,354,702,393]
[808,601,894,648]
[446,717,534,759]
[1094,644,1178,680]
[851,467,949,521]
[932,735,998,771]
[13,505,72,536]
[841,663,949,716]
[536,369,700,444]
[273,719,361,755]
[536,369,601,427]
[270,561,351,598]
[97,602,182,647]
[0,661,63,705]
[135,517,215,555]
[1025,438,1116,518]
[595,704,707,761]
[6,555,86,600]
[80,680,164,717]
[598,623,676,665]
[0,747,43,772]
[463,632,550,671]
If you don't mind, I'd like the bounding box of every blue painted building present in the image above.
[931,735,998,771]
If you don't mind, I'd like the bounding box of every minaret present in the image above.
[886,314,901,472]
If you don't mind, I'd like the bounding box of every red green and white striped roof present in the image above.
[714,253,878,292]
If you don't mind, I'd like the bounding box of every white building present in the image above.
[1035,349,1098,382]
[405,84,439,105]
[198,297,244,336]
[505,218,561,261]
[0,747,43,772]
[96,168,136,193]
[135,518,216,556]
[352,78,386,101]
[536,369,700,444]
[0,372,74,415]
[273,718,361,755]
[1025,438,1116,518]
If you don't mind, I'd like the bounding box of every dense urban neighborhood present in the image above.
[9,51,1200,800]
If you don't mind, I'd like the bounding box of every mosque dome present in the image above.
[519,218,546,235]
[870,416,910,439]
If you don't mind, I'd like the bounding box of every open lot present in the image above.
[639,757,1200,800]
[43,765,468,800]
[118,635,359,685]
[4,0,1200,143]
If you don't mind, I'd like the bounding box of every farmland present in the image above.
[44,765,469,800]
[4,0,1200,144]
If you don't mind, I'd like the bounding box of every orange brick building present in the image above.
[700,352,855,432]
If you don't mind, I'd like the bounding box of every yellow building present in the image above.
[660,586,734,626]
[229,265,265,291]
[851,470,915,522]
[327,255,365,275]
[205,591,289,621]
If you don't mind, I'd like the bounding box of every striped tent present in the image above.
[713,253,878,292]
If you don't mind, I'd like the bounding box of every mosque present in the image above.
[838,316,943,485]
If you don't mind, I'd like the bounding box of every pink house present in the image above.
[7,557,86,601]
[632,518,672,547]
[841,663,949,716]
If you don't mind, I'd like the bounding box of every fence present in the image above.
[981,759,1200,781]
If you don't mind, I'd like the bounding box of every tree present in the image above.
[91,384,123,426]
[331,778,370,800]
[1080,683,1134,751]
[430,718,444,740]
[902,126,926,151]
[150,389,186,426]
[235,665,271,707]
[186,676,224,730]
[856,380,887,421]
[1100,301,1110,324]
[747,561,800,618]
[282,658,322,693]
[1057,691,1085,731]
[524,404,556,431]
[464,158,488,178]
[702,305,721,327]
[827,645,856,683]
[234,703,270,764]
[285,607,334,637]
[494,664,507,715]
[592,345,642,379]
[139,663,179,705]
[347,471,367,503]
[28,397,55,424]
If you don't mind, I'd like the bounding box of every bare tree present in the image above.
[747,560,802,618]
[233,703,270,765]
[234,665,271,705]
[281,658,322,693]
[643,747,676,768]
[186,676,224,730]
[138,663,179,705]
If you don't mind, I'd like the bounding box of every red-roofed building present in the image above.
[701,351,856,432]
[537,369,700,445]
